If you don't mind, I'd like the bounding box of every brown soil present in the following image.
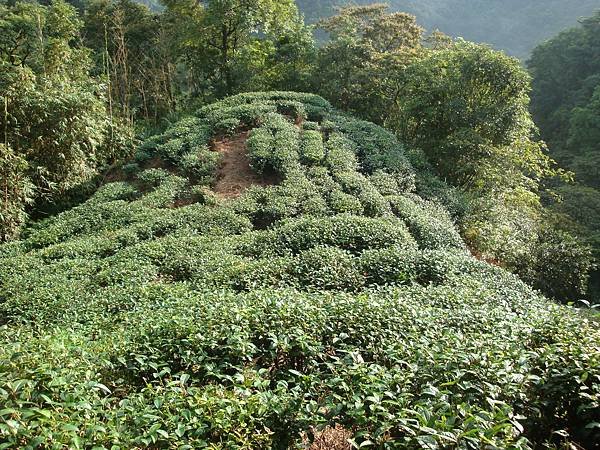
[143,156,172,170]
[469,247,503,267]
[307,425,353,450]
[212,131,278,198]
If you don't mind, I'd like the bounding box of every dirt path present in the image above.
[211,131,277,198]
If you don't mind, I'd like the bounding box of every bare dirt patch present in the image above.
[469,247,504,267]
[305,425,353,450]
[212,131,278,198]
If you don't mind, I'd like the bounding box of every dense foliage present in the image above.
[1,92,599,449]
[311,4,593,303]
[1,0,595,303]
[529,12,600,301]
[296,0,600,59]
[1,1,599,443]
[79,0,315,114]
[0,0,132,240]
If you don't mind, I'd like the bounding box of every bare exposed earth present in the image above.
[307,425,353,450]
[212,131,278,198]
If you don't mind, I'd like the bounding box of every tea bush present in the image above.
[236,214,417,258]
[300,130,325,165]
[0,91,598,450]
[291,246,364,291]
[389,195,466,251]
[329,189,365,215]
[335,171,391,217]
[325,133,359,173]
[246,113,301,176]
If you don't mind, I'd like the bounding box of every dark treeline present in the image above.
[529,11,600,301]
[0,0,598,304]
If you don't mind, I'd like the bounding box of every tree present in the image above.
[0,143,34,241]
[0,0,131,239]
[568,85,600,188]
[83,0,177,124]
[161,0,302,98]
[314,4,423,122]
[393,41,558,192]
[389,41,593,300]
[249,17,316,92]
[528,11,600,166]
[296,0,599,59]
[529,12,600,302]
[311,7,590,301]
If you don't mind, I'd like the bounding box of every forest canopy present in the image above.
[529,11,600,301]
[296,0,600,59]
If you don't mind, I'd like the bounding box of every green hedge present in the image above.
[389,195,466,250]
[236,214,417,257]
[300,130,325,165]
[1,285,597,448]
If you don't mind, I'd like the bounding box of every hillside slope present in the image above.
[297,0,600,58]
[0,92,599,448]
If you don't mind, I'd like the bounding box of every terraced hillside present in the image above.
[0,93,599,449]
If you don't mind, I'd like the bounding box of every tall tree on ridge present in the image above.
[161,0,300,98]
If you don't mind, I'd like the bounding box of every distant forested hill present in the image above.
[296,0,600,58]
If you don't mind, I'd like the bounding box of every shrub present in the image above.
[328,190,364,215]
[246,113,301,176]
[305,166,339,195]
[300,130,325,165]
[134,174,189,208]
[369,169,415,195]
[134,148,153,164]
[389,195,465,250]
[360,247,473,287]
[247,128,274,174]
[179,148,221,183]
[302,121,320,131]
[22,200,142,248]
[231,171,329,228]
[413,170,469,220]
[325,133,358,173]
[291,246,364,291]
[214,117,241,135]
[335,171,391,216]
[122,163,140,176]
[199,103,277,128]
[230,256,294,291]
[526,229,594,301]
[335,115,412,175]
[237,214,417,257]
[89,182,139,204]
[360,245,418,286]
[275,100,306,121]
[1,284,597,449]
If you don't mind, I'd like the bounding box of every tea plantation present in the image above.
[0,92,598,449]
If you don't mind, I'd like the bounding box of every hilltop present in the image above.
[0,92,599,448]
